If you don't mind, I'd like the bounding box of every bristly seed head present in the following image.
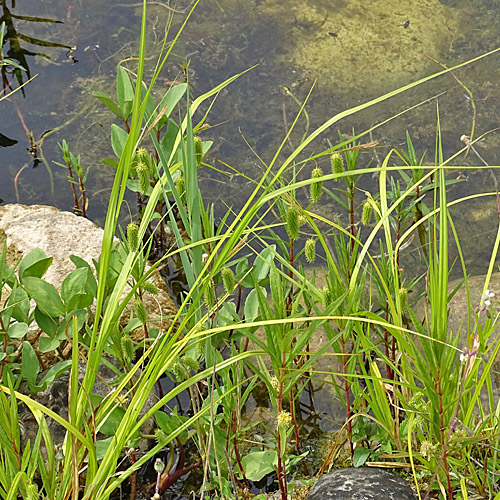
[361,201,373,226]
[310,167,323,204]
[305,238,316,263]
[285,206,300,241]
[127,222,139,252]
[276,410,292,429]
[221,267,235,294]
[330,152,344,179]
[136,161,150,194]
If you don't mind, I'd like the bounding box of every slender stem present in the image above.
[290,388,309,475]
[67,161,80,212]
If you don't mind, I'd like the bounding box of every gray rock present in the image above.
[0,203,177,336]
[306,468,416,500]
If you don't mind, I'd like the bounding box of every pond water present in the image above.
[2,0,500,273]
[2,0,500,497]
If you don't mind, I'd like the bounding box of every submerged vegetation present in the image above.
[3,1,500,499]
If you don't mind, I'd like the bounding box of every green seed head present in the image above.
[181,355,200,372]
[136,162,150,194]
[321,286,332,307]
[399,287,408,311]
[285,206,300,241]
[221,267,235,294]
[121,334,134,364]
[136,147,148,163]
[194,136,204,167]
[127,222,139,252]
[171,362,188,381]
[362,201,373,226]
[154,457,165,474]
[310,167,323,204]
[135,298,148,324]
[305,238,316,263]
[330,152,344,179]
[204,284,215,309]
[141,281,158,295]
[176,175,186,205]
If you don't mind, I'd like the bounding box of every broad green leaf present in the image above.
[23,277,65,317]
[99,405,126,436]
[92,92,122,118]
[61,267,95,310]
[30,360,72,392]
[55,310,88,340]
[38,337,59,353]
[154,83,187,130]
[239,450,277,481]
[101,157,119,169]
[7,322,28,339]
[111,124,129,158]
[244,287,266,322]
[18,248,52,282]
[21,341,39,386]
[34,307,58,337]
[353,446,371,467]
[254,245,276,282]
[116,66,134,120]
[159,119,181,163]
[6,286,30,323]
[61,267,90,299]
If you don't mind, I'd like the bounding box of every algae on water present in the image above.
[258,0,463,94]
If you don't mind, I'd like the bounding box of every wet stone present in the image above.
[306,468,417,500]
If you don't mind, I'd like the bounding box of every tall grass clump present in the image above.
[2,1,500,499]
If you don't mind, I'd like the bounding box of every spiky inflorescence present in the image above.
[362,201,373,226]
[121,334,134,364]
[181,355,200,372]
[285,206,300,241]
[310,167,323,204]
[399,287,408,311]
[127,222,139,252]
[194,136,204,167]
[136,161,150,194]
[321,286,332,307]
[171,362,188,381]
[176,174,186,204]
[204,283,215,309]
[141,281,158,295]
[221,267,235,294]
[135,298,148,324]
[305,238,316,263]
[276,410,292,429]
[330,152,344,179]
[270,375,280,391]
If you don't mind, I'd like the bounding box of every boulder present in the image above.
[306,467,416,500]
[0,203,177,335]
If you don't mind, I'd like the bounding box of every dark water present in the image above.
[2,0,500,496]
